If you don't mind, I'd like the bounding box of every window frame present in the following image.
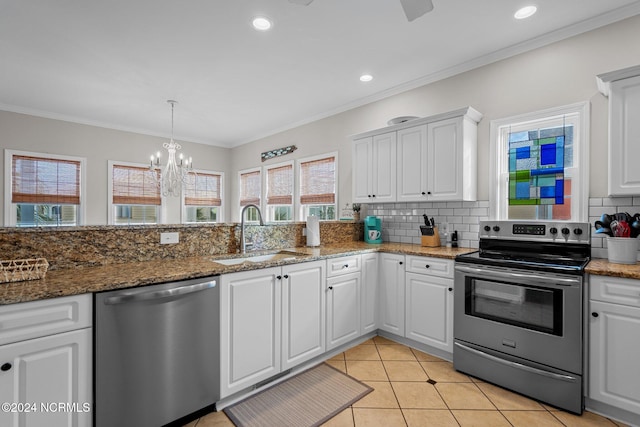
[181,169,224,224]
[238,166,262,223]
[297,152,338,221]
[489,102,589,222]
[108,160,164,225]
[4,149,87,227]
[264,160,295,223]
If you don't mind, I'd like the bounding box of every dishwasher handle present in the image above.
[103,280,217,305]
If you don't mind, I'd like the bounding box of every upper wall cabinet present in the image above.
[352,107,482,204]
[597,65,640,196]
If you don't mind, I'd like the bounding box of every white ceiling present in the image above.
[2,0,640,148]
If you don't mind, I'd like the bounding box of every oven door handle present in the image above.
[454,342,578,383]
[454,264,581,286]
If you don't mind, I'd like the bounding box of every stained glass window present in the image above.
[508,125,572,207]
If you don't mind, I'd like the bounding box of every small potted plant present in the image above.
[352,203,361,221]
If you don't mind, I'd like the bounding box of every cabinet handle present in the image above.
[425,264,430,268]
[372,195,376,198]
[283,274,289,279]
[277,275,282,280]
[427,191,432,195]
[368,195,371,198]
[342,264,349,269]
[592,312,599,318]
[1,363,11,372]
[421,192,426,195]
[328,286,333,290]
[448,287,453,292]
[399,261,403,265]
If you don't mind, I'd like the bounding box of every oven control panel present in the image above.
[480,221,590,243]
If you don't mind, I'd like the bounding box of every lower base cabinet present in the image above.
[0,295,92,427]
[220,261,326,398]
[326,271,361,351]
[589,275,640,415]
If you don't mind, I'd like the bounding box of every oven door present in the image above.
[454,262,582,374]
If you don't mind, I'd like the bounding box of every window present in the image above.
[4,150,85,227]
[489,102,589,221]
[109,162,161,225]
[265,162,293,222]
[183,171,223,223]
[299,154,337,220]
[239,168,261,222]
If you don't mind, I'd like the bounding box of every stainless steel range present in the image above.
[453,220,590,414]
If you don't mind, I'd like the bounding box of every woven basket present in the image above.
[0,258,49,283]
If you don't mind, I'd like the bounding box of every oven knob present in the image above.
[493,226,500,232]
[561,227,570,235]
[573,228,583,235]
[483,225,491,232]
[549,227,558,234]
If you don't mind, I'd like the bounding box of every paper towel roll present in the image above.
[306,215,320,247]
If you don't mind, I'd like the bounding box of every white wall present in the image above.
[230,14,640,219]
[0,111,230,225]
[2,15,639,225]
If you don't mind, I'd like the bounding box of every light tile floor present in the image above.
[185,337,628,427]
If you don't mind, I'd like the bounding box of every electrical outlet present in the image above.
[160,232,179,244]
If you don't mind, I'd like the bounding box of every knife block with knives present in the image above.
[420,215,441,247]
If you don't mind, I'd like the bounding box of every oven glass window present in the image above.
[466,279,562,335]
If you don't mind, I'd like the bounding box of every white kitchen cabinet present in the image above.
[281,261,326,370]
[405,257,454,353]
[220,267,282,398]
[0,295,92,427]
[326,272,361,350]
[360,253,379,334]
[352,132,397,204]
[355,107,481,204]
[589,275,640,414]
[597,65,640,196]
[378,253,405,336]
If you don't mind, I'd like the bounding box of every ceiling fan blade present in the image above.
[288,0,314,5]
[399,0,434,22]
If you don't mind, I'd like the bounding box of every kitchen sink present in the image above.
[212,250,309,266]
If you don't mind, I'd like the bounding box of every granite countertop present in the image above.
[0,242,476,306]
[586,258,640,280]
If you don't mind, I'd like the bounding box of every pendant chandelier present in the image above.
[149,100,193,197]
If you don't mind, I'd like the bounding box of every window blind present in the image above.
[300,156,336,204]
[12,155,81,204]
[112,165,161,205]
[240,170,261,206]
[185,172,222,206]
[266,164,293,205]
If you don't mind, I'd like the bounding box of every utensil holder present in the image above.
[421,227,440,247]
[607,237,639,264]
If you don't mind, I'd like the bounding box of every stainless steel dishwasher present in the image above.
[94,276,219,427]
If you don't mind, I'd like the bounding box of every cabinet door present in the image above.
[220,268,281,398]
[0,328,92,427]
[589,300,640,413]
[372,132,397,202]
[426,117,463,201]
[326,272,361,350]
[360,253,379,335]
[378,253,405,336]
[282,261,325,370]
[353,137,373,203]
[609,75,640,195]
[397,125,428,202]
[405,272,453,352]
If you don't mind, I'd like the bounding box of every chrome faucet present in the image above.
[240,204,265,253]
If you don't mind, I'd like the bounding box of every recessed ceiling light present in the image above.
[360,74,373,82]
[514,5,537,19]
[252,16,272,31]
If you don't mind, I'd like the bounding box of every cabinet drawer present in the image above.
[406,255,453,278]
[0,294,92,346]
[326,255,361,277]
[590,275,640,308]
